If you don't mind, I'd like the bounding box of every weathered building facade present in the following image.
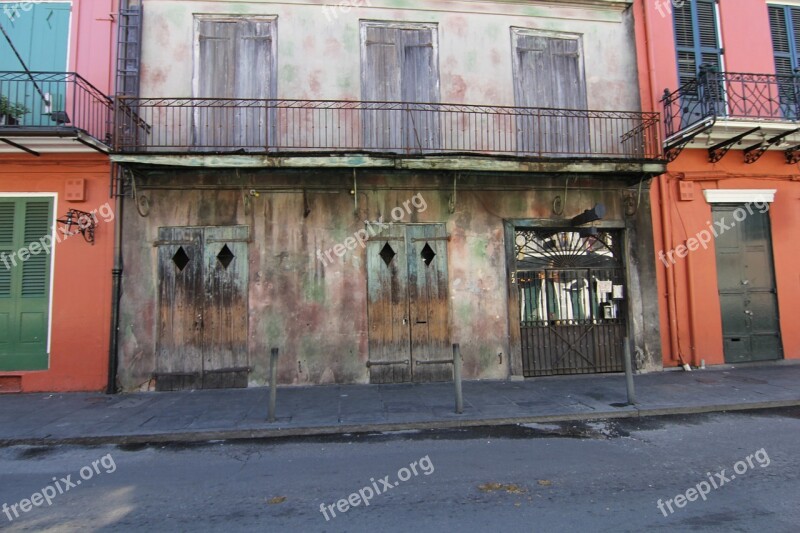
[0,0,117,392]
[634,0,800,368]
[112,0,665,391]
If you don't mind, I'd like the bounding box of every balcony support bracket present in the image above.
[708,127,760,163]
[0,138,40,157]
[663,118,715,162]
[743,129,800,164]
[785,144,800,164]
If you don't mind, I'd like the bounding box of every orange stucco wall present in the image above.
[635,0,800,366]
[0,155,114,392]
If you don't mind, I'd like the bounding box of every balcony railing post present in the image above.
[793,68,800,121]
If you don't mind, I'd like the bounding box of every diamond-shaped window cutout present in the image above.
[379,243,396,266]
[172,246,190,272]
[217,244,235,270]
[421,243,436,266]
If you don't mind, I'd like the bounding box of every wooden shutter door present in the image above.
[201,226,249,383]
[156,227,204,389]
[514,33,587,155]
[514,33,550,154]
[195,20,237,148]
[366,224,411,383]
[362,25,402,151]
[400,28,439,152]
[406,224,450,383]
[0,198,52,371]
[235,20,274,149]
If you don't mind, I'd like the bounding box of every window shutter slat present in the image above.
[21,201,50,298]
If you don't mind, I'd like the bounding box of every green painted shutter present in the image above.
[0,198,53,371]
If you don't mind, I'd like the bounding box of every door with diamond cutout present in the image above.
[156,226,249,390]
[366,224,450,383]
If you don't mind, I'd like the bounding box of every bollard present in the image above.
[624,338,637,405]
[268,347,279,422]
[453,343,463,414]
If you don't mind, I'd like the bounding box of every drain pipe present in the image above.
[658,174,686,368]
[106,165,124,394]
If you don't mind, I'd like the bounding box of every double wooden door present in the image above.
[366,224,450,383]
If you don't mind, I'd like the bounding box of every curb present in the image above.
[1,398,798,447]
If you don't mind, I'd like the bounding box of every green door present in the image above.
[0,198,54,371]
[714,206,782,363]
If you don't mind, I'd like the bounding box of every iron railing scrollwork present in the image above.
[0,72,114,146]
[663,66,800,139]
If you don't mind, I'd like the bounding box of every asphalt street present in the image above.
[0,408,798,532]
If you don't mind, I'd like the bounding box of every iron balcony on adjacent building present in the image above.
[662,66,800,163]
[0,72,114,156]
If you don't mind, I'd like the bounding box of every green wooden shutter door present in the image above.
[0,198,53,371]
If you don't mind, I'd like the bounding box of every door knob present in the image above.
[741,279,749,285]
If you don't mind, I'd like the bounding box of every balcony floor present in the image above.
[0,129,110,156]
[109,152,666,176]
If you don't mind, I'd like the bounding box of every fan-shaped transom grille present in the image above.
[515,230,619,270]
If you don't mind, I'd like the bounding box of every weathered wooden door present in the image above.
[156,226,249,390]
[366,224,450,383]
[362,23,439,153]
[195,17,275,150]
[714,207,782,363]
[513,31,588,155]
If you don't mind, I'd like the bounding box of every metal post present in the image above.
[624,338,637,405]
[268,347,279,422]
[453,343,463,414]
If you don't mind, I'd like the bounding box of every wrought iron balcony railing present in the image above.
[114,98,662,160]
[0,72,114,147]
[662,67,800,139]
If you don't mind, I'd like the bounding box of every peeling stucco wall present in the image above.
[139,0,641,112]
[117,169,649,390]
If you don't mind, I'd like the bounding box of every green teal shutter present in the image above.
[0,2,71,71]
[768,6,800,117]
[0,198,53,371]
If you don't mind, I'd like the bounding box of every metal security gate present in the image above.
[515,229,626,377]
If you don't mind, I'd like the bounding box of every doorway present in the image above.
[155,225,249,390]
[713,207,782,363]
[366,224,450,383]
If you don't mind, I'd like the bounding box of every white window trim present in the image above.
[703,189,777,203]
[767,1,800,7]
[0,192,58,359]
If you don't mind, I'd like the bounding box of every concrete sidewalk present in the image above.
[1,363,799,446]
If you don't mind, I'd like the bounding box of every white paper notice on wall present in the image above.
[597,280,613,294]
[613,285,624,299]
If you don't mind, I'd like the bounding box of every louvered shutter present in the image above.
[0,198,52,371]
[673,0,721,87]
[768,5,800,117]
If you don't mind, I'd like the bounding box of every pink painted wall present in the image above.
[68,0,117,94]
[634,0,800,366]
[635,0,779,114]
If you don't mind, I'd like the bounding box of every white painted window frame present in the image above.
[703,189,777,203]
